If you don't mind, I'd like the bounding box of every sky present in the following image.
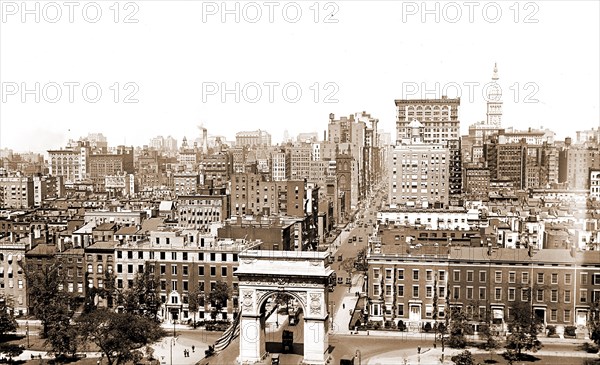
[0,0,598,153]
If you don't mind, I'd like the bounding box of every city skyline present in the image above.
[1,1,598,153]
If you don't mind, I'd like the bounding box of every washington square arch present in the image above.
[234,250,333,365]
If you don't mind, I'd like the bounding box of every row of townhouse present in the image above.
[367,242,600,336]
[1,227,261,323]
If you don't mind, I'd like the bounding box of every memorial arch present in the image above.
[235,250,333,365]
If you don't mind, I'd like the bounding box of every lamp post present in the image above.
[25,321,29,348]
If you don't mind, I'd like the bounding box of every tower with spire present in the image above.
[486,63,503,127]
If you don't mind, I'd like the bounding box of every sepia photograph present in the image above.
[0,1,599,364]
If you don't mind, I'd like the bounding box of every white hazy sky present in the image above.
[0,0,598,153]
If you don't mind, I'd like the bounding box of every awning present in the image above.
[7,267,13,274]
[493,309,504,319]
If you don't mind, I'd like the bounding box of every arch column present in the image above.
[303,289,329,365]
[238,288,266,363]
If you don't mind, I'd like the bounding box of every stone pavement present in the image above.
[153,335,211,365]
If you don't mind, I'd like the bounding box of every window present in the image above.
[466,287,473,300]
[495,288,502,301]
[97,264,103,274]
[412,285,419,298]
[160,252,166,260]
[397,269,404,280]
[426,270,433,281]
[182,252,188,261]
[508,272,516,283]
[398,304,404,316]
[453,286,460,300]
[182,265,188,276]
[171,265,177,275]
[439,270,446,281]
[385,285,392,296]
[397,285,404,297]
[582,273,589,285]
[522,272,529,284]
[594,274,600,285]
[521,288,529,302]
[160,265,166,275]
[183,281,188,291]
[210,266,216,276]
[466,271,474,282]
[171,252,176,260]
[564,309,571,322]
[479,271,486,283]
[551,273,558,284]
[171,281,177,291]
[564,290,571,303]
[537,273,544,284]
[495,271,502,283]
[198,253,204,261]
[413,270,419,281]
[426,286,433,298]
[87,264,93,273]
[221,267,227,277]
[551,290,558,302]
[536,289,544,302]
[138,251,143,259]
[508,288,516,301]
[198,266,205,276]
[127,264,133,274]
[386,269,392,279]
[453,270,460,282]
[373,269,380,278]
[565,273,572,285]
[117,264,123,273]
[551,309,557,321]
[373,285,380,296]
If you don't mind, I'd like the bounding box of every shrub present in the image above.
[397,320,406,332]
[546,325,556,336]
[373,321,382,330]
[424,322,432,333]
[583,342,599,353]
[451,350,474,365]
[565,326,577,337]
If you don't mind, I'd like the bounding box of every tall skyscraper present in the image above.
[486,63,503,127]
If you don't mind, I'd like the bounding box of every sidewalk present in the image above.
[332,274,364,335]
[367,343,600,365]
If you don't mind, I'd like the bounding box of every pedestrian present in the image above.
[343,303,345,309]
[192,345,195,352]
[417,346,421,354]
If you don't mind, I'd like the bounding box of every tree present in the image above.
[451,350,474,365]
[206,282,230,320]
[506,301,542,357]
[78,309,166,365]
[341,258,355,291]
[119,264,159,317]
[588,299,600,348]
[0,343,24,362]
[188,287,200,328]
[479,322,500,362]
[355,247,368,272]
[24,263,78,336]
[448,308,472,349]
[274,293,292,313]
[0,296,17,338]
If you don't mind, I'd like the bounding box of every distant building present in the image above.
[394,96,460,145]
[389,120,449,208]
[236,130,271,147]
